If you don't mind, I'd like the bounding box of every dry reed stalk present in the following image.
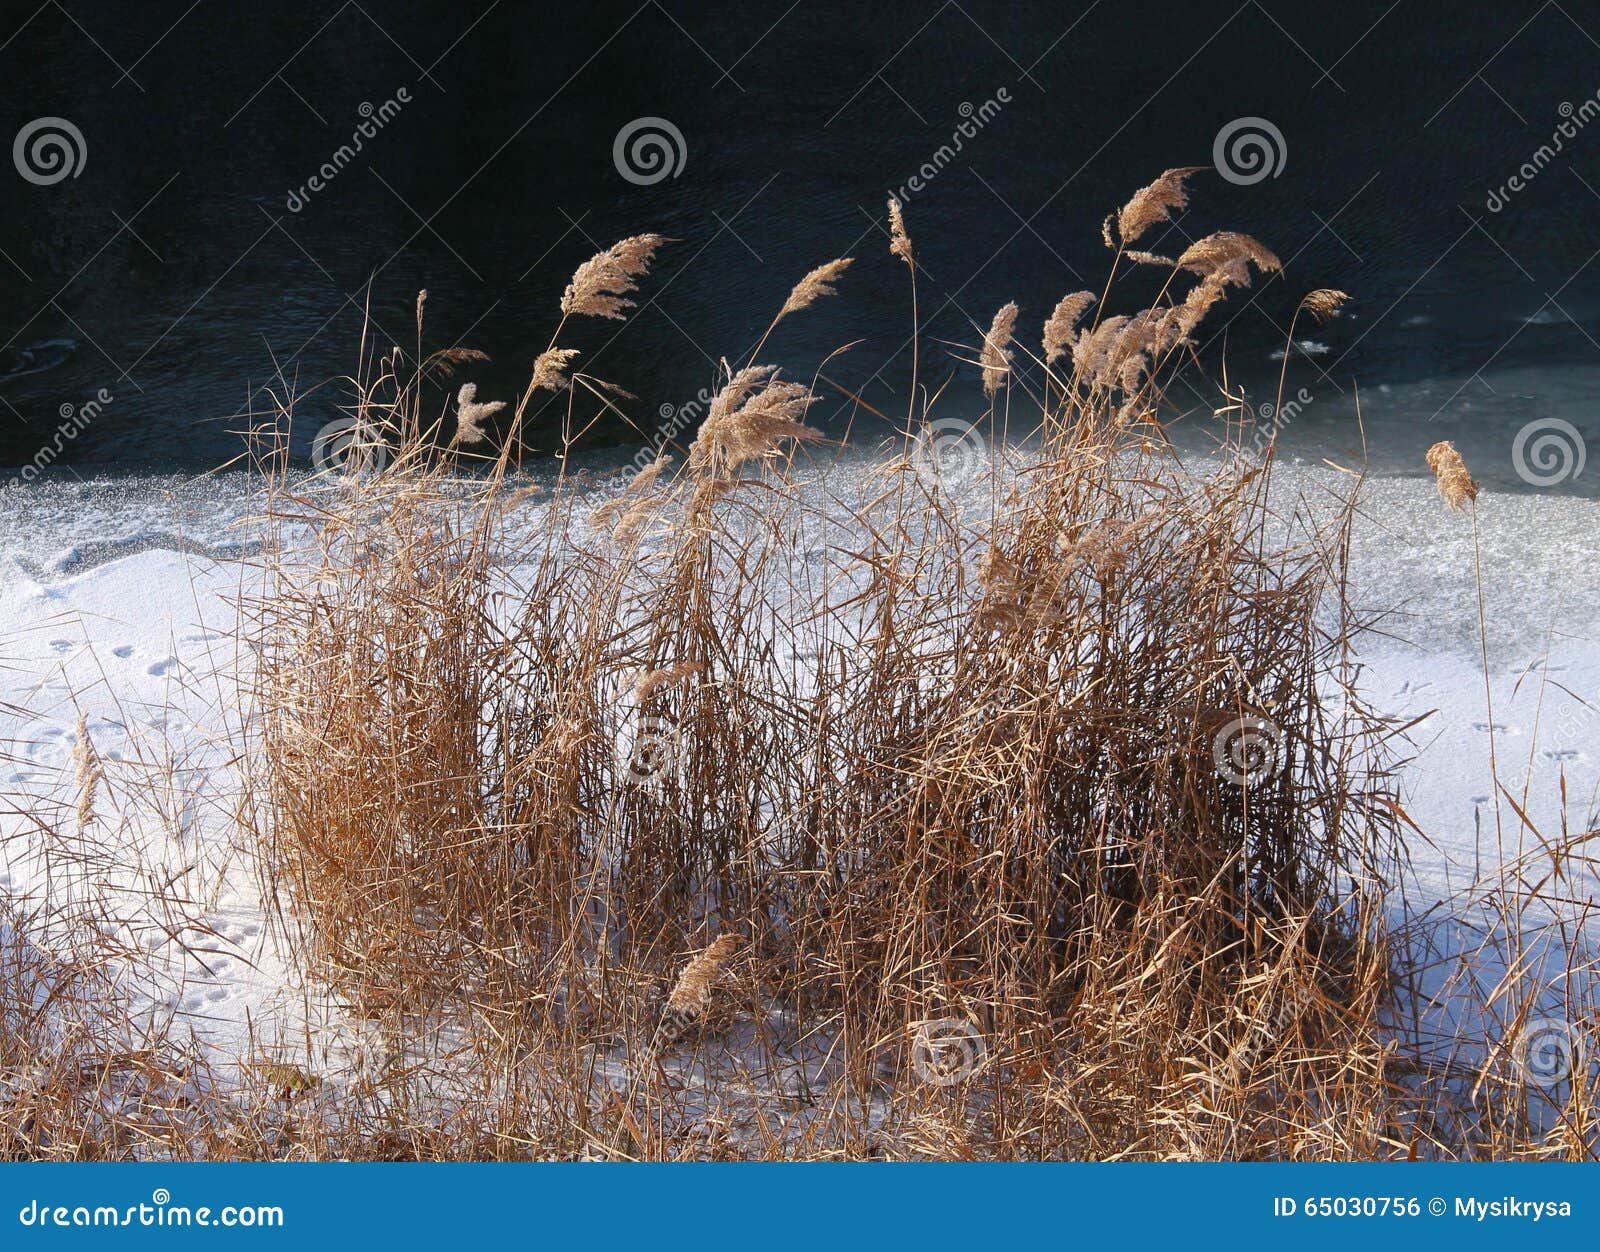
[218,167,1525,1163]
[71,713,99,834]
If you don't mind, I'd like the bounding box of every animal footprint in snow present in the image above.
[146,656,179,677]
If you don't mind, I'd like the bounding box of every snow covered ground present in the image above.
[0,460,1595,1080]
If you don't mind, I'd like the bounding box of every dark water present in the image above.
[3,0,1600,490]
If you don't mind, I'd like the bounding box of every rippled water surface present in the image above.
[2,2,1598,493]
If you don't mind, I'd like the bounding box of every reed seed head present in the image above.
[689,366,822,476]
[1299,289,1351,325]
[633,659,708,701]
[561,234,668,320]
[451,382,507,447]
[780,258,854,320]
[665,934,739,1016]
[1116,167,1203,246]
[980,301,1020,398]
[888,198,914,267]
[1426,440,1479,509]
[531,347,580,393]
[72,711,99,833]
[1043,291,1096,365]
[1176,232,1282,289]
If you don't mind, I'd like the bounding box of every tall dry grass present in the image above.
[227,170,1422,1160]
[1,169,1592,1159]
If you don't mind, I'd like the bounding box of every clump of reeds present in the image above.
[0,895,207,1160]
[226,170,1430,1162]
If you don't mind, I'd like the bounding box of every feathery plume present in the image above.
[1299,289,1351,325]
[625,453,673,495]
[1043,291,1097,365]
[1176,232,1282,289]
[1095,309,1164,389]
[451,382,507,447]
[428,347,491,379]
[666,934,739,1016]
[980,301,1019,398]
[633,659,708,701]
[590,455,673,536]
[688,366,822,476]
[1426,441,1479,509]
[1072,314,1129,381]
[888,198,914,267]
[72,712,99,833]
[561,234,667,320]
[655,934,740,1050]
[1164,273,1229,344]
[530,347,579,393]
[588,497,625,532]
[975,546,1031,631]
[1116,167,1203,246]
[1116,350,1149,398]
[415,289,427,329]
[611,496,660,544]
[779,258,853,320]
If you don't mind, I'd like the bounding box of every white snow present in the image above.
[0,460,1594,1086]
